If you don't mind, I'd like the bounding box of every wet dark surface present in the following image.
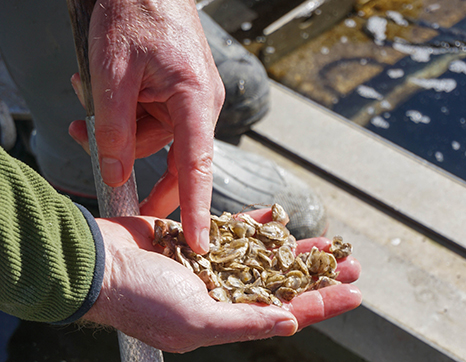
[364,66,466,180]
[205,0,466,183]
[333,15,466,182]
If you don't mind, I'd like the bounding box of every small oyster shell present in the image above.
[198,269,220,290]
[312,276,341,290]
[329,235,353,259]
[266,274,286,292]
[229,220,255,238]
[277,245,295,270]
[175,246,193,273]
[284,270,305,290]
[209,287,231,303]
[276,287,297,302]
[238,214,262,229]
[256,221,290,246]
[307,247,337,276]
[227,274,244,289]
[272,203,290,225]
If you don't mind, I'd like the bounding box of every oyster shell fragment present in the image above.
[153,204,353,306]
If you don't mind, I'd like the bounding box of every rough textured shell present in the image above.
[272,203,290,225]
[330,235,353,259]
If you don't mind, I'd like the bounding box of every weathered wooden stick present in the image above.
[66,0,95,116]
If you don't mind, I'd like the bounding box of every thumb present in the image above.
[199,303,298,348]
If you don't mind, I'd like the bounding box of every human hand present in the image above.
[84,210,361,353]
[69,0,225,254]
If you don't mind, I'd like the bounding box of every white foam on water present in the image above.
[386,11,408,26]
[387,68,404,79]
[241,22,252,31]
[371,116,390,129]
[426,3,441,12]
[435,151,444,162]
[409,78,457,93]
[367,16,387,45]
[345,18,357,28]
[392,42,447,63]
[356,85,383,100]
[381,100,392,109]
[449,60,466,74]
[452,141,461,150]
[406,110,431,124]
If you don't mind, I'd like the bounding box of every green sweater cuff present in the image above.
[52,203,105,325]
[0,147,104,323]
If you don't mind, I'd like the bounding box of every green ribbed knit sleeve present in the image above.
[0,146,98,323]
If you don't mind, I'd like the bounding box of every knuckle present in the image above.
[177,151,213,184]
[187,153,213,180]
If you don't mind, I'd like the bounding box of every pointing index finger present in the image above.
[169,91,219,255]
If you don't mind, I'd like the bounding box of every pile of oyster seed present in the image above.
[153,204,352,307]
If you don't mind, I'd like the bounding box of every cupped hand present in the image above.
[84,210,361,353]
[69,0,225,254]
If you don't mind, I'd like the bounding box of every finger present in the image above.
[192,301,298,351]
[134,102,174,158]
[168,92,218,255]
[283,284,362,330]
[295,237,331,254]
[68,115,174,160]
[242,208,273,223]
[69,120,90,154]
[71,72,86,108]
[134,115,173,159]
[140,147,179,218]
[335,256,361,283]
[139,170,179,218]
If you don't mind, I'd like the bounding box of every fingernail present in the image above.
[199,228,210,254]
[272,319,298,336]
[101,157,123,185]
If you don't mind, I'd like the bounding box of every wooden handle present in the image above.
[66,0,95,116]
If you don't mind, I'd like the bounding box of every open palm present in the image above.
[85,210,361,353]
